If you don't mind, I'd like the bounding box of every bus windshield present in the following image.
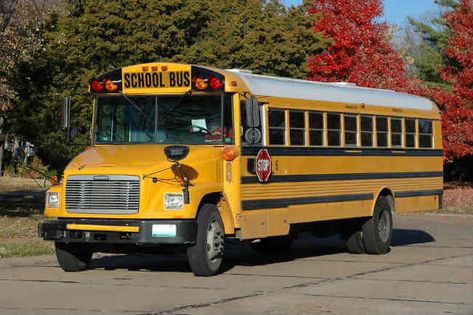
[94,94,233,144]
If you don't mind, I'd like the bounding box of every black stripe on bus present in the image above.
[241,171,443,184]
[241,146,443,157]
[395,189,443,198]
[242,193,374,211]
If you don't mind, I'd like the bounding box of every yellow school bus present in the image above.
[39,63,443,276]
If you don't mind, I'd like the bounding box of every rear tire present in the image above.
[251,236,293,252]
[345,230,365,254]
[55,242,93,272]
[342,219,367,254]
[187,204,225,276]
[362,195,394,254]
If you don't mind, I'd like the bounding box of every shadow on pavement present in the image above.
[391,228,436,246]
[88,228,435,274]
[0,191,45,217]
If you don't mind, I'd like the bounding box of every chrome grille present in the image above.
[65,175,140,214]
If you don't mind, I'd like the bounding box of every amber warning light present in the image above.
[89,78,120,93]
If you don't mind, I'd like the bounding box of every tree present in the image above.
[9,0,327,171]
[9,0,217,170]
[431,0,473,163]
[408,0,459,88]
[178,0,328,79]
[0,0,64,175]
[307,0,424,95]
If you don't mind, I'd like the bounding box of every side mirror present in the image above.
[62,96,71,129]
[164,145,190,162]
[245,96,260,128]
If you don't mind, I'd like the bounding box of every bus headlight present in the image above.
[164,193,184,210]
[46,192,60,208]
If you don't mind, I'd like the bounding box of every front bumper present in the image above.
[38,219,197,245]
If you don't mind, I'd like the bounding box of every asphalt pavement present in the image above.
[0,213,471,315]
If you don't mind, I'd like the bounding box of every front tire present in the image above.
[55,242,93,272]
[187,204,225,276]
[362,195,394,254]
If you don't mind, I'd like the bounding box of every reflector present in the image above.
[91,79,104,92]
[104,79,118,92]
[193,77,209,90]
[209,76,223,90]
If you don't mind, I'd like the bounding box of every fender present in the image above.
[371,187,395,216]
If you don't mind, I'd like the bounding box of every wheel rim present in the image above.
[377,210,391,243]
[206,219,224,263]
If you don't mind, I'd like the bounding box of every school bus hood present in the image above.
[64,144,222,176]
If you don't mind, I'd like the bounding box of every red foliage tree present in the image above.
[432,0,473,162]
[307,0,424,94]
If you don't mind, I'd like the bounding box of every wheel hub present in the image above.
[206,220,224,262]
[378,210,391,243]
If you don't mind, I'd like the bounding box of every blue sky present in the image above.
[282,0,438,25]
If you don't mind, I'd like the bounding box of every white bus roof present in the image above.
[228,70,434,111]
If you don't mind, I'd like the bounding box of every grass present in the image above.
[0,176,50,192]
[0,240,54,258]
[0,214,54,258]
[0,176,53,258]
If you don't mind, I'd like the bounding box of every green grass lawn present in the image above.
[0,214,54,258]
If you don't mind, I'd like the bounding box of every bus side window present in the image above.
[376,116,388,147]
[240,100,261,145]
[344,114,358,146]
[419,119,433,148]
[290,111,305,146]
[269,109,286,145]
[361,115,374,147]
[309,112,324,146]
[391,117,402,147]
[327,113,341,146]
[405,118,416,148]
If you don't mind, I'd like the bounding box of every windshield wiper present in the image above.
[119,92,150,120]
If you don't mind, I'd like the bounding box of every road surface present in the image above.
[0,213,472,315]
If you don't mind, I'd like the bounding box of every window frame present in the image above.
[308,111,325,147]
[344,113,358,147]
[327,112,342,147]
[418,119,433,148]
[375,116,389,148]
[405,118,416,148]
[360,115,374,147]
[268,108,287,146]
[289,110,306,146]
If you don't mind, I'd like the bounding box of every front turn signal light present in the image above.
[222,146,239,161]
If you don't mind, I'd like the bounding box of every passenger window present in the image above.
[327,113,341,146]
[309,112,324,146]
[405,118,416,148]
[391,118,402,147]
[269,109,286,145]
[361,116,373,147]
[344,114,358,146]
[376,116,388,147]
[419,119,433,148]
[290,111,305,146]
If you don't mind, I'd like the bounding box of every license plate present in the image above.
[152,224,177,238]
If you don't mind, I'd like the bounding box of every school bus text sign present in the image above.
[122,63,191,94]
